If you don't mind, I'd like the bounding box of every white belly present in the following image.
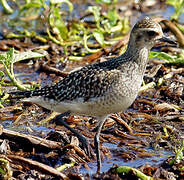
[22,86,138,116]
[52,93,136,116]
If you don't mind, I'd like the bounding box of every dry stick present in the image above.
[64,144,91,162]
[39,63,69,77]
[7,155,68,179]
[162,20,184,47]
[1,128,62,150]
[111,114,133,134]
[114,129,136,140]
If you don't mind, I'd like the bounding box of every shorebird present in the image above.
[10,17,176,173]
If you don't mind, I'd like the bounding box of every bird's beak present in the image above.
[158,36,177,45]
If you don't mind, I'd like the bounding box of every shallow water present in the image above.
[80,143,174,174]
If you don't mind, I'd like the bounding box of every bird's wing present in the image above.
[10,65,121,103]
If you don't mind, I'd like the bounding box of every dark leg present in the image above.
[94,116,107,174]
[56,112,91,156]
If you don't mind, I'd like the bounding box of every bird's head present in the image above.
[130,16,176,49]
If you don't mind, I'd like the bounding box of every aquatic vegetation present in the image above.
[149,51,184,65]
[166,0,184,20]
[0,0,130,56]
[0,48,45,90]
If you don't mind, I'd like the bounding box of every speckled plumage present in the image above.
[11,56,144,116]
[10,17,176,173]
[10,17,163,107]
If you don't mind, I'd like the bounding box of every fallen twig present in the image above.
[7,155,68,179]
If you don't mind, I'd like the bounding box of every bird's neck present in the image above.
[123,40,150,73]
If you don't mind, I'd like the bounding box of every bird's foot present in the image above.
[76,134,95,158]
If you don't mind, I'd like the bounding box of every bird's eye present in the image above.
[147,31,157,37]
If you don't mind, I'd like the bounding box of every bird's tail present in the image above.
[9,86,54,99]
[9,90,34,99]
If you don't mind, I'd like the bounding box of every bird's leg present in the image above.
[55,112,91,156]
[94,115,108,174]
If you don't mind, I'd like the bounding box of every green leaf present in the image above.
[0,48,45,90]
[49,6,68,40]
[107,8,119,26]
[149,51,184,65]
[0,48,14,67]
[0,167,6,175]
[166,0,184,20]
[93,30,104,46]
[121,17,130,34]
[13,51,45,63]
[87,6,101,25]
[149,51,175,61]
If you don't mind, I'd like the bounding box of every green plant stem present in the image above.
[83,34,101,53]
[0,0,13,14]
[116,166,153,180]
[3,62,27,91]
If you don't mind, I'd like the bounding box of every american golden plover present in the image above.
[10,17,176,173]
